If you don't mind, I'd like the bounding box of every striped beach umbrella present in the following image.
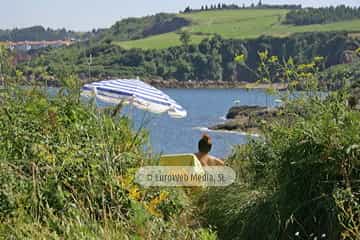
[81,79,187,118]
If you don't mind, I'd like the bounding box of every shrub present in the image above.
[201,91,360,240]
[0,81,214,239]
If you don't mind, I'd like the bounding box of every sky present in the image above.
[0,0,359,31]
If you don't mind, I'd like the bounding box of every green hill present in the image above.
[115,9,360,49]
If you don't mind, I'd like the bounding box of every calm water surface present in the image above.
[114,88,278,158]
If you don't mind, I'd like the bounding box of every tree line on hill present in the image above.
[106,13,190,42]
[183,2,301,13]
[284,5,360,25]
[20,32,359,87]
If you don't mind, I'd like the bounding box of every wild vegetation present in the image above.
[21,32,360,86]
[285,5,360,26]
[2,31,360,240]
[0,47,217,239]
[202,91,360,239]
[200,53,360,240]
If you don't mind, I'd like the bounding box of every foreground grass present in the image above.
[0,83,215,239]
[200,92,360,240]
[116,9,360,49]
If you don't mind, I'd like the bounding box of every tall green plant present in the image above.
[201,56,360,240]
[0,75,215,239]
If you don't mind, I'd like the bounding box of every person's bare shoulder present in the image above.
[208,155,225,166]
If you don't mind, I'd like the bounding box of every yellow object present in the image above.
[159,154,205,189]
[159,153,201,167]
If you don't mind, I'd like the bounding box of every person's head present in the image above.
[198,134,212,154]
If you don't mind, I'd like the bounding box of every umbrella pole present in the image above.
[111,100,125,118]
[129,110,151,155]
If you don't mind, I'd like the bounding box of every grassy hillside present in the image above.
[114,32,205,50]
[104,13,190,42]
[116,9,360,49]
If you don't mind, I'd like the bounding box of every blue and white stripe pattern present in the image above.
[81,79,187,118]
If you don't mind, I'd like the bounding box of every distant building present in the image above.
[3,40,73,52]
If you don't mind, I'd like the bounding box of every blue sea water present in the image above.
[115,88,278,158]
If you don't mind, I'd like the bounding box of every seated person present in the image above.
[195,134,224,166]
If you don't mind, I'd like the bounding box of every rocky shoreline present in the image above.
[209,105,281,135]
[146,79,288,89]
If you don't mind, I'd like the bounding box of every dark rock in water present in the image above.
[210,120,243,131]
[226,105,276,119]
[210,119,260,133]
[210,105,280,134]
